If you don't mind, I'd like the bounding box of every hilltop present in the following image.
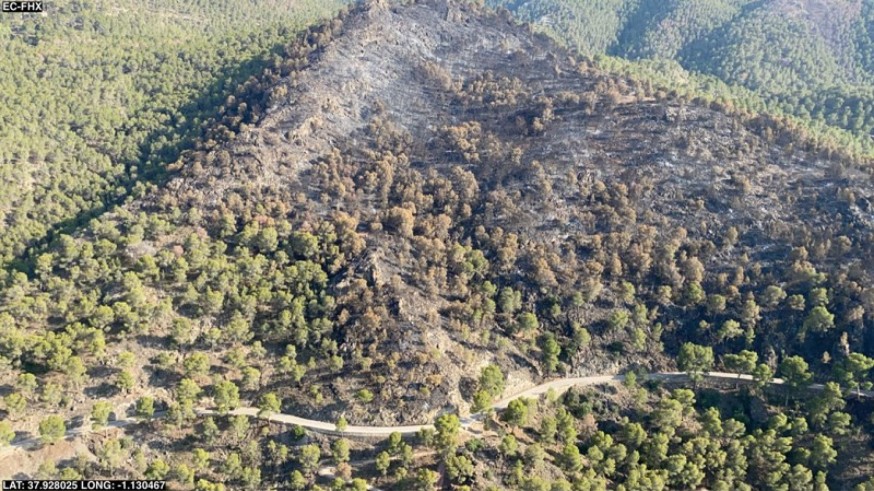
[157,0,874,422]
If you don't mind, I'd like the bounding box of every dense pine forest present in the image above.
[0,0,345,267]
[2,0,874,490]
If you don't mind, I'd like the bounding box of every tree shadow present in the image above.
[11,429,33,445]
[135,334,169,350]
[67,414,86,430]
[84,382,119,399]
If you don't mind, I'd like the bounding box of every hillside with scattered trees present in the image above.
[2,0,874,489]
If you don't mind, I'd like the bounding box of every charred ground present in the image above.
[146,0,874,423]
[2,0,874,472]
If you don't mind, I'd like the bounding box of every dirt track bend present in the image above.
[4,371,873,451]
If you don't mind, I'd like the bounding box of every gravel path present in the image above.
[4,371,870,450]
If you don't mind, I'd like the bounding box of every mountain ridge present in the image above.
[91,0,874,424]
[487,0,874,156]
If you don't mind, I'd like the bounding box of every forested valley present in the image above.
[486,0,874,160]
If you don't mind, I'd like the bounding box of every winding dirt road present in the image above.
[4,371,872,450]
[204,371,874,436]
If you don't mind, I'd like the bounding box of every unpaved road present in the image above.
[4,371,871,452]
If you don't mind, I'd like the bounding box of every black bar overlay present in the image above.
[2,482,166,491]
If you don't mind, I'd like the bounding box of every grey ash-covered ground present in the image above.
[5,0,873,430]
[155,0,874,423]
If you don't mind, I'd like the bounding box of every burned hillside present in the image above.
[4,0,874,429]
